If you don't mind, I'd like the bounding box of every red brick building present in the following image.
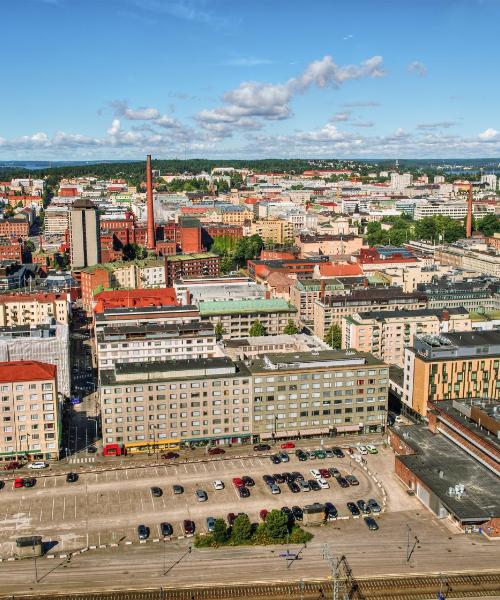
[0,218,30,238]
[165,253,220,286]
[0,242,24,262]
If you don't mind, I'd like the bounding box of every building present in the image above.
[44,205,70,235]
[0,292,71,326]
[69,199,101,269]
[222,333,329,361]
[249,219,295,245]
[174,277,266,305]
[0,361,60,462]
[435,246,500,278]
[100,357,253,447]
[355,247,420,272]
[402,331,500,417]
[178,216,203,253]
[96,320,219,371]
[390,173,412,190]
[344,308,471,368]
[0,217,30,238]
[480,174,497,190]
[93,287,178,314]
[313,288,428,340]
[290,278,352,325]
[0,242,24,263]
[199,298,297,338]
[247,350,388,439]
[295,233,363,257]
[417,278,499,311]
[165,253,220,286]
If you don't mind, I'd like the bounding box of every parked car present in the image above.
[0,481,4,490]
[324,448,334,458]
[368,498,381,513]
[212,480,224,490]
[357,500,371,514]
[366,444,378,454]
[208,447,225,455]
[137,525,149,540]
[282,472,293,482]
[291,506,303,521]
[23,478,36,488]
[281,506,293,520]
[329,467,341,478]
[317,478,330,489]
[280,442,295,449]
[278,451,290,463]
[238,486,250,498]
[332,447,345,458]
[270,455,281,465]
[27,461,48,470]
[295,449,308,461]
[151,486,163,497]
[324,502,338,520]
[259,509,268,521]
[262,475,275,485]
[206,517,216,532]
[319,468,331,479]
[313,450,326,459]
[183,520,195,535]
[309,469,322,480]
[162,452,179,460]
[287,481,300,493]
[4,461,22,471]
[254,444,271,451]
[336,476,349,489]
[364,516,379,531]
[173,484,184,494]
[357,445,368,455]
[347,502,361,516]
[87,446,97,454]
[66,472,78,483]
[161,522,173,536]
[272,473,285,484]
[345,474,359,486]
[195,489,208,502]
[309,479,321,491]
[346,447,355,456]
[298,479,311,492]
[269,483,281,494]
[291,471,304,481]
[242,476,255,487]
[227,513,237,525]
[14,478,24,488]
[232,477,244,488]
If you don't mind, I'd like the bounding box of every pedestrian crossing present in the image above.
[67,456,96,464]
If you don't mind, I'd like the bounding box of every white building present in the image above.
[390,173,413,190]
[481,174,497,190]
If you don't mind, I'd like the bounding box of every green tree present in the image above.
[220,256,234,274]
[249,319,267,337]
[212,518,228,544]
[477,213,500,237]
[24,240,35,252]
[265,510,289,542]
[214,321,225,341]
[122,243,146,261]
[230,514,252,544]
[283,319,299,335]
[325,324,342,349]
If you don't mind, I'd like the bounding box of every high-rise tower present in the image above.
[146,154,156,250]
[69,198,100,268]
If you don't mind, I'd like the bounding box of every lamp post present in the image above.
[32,541,38,584]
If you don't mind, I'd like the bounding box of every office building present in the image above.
[69,198,101,269]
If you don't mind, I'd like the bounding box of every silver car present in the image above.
[195,489,208,502]
[269,483,281,494]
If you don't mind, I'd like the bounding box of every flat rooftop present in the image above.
[393,424,500,521]
[355,307,468,321]
[199,298,296,316]
[248,350,385,372]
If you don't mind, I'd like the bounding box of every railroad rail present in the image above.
[3,572,500,600]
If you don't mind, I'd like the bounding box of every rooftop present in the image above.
[167,252,219,262]
[354,307,469,322]
[93,288,178,313]
[0,360,57,383]
[199,298,296,316]
[248,350,385,372]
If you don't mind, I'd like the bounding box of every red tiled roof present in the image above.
[319,263,363,277]
[94,288,178,313]
[0,292,66,303]
[0,361,56,383]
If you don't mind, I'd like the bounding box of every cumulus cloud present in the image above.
[110,100,181,129]
[330,111,351,122]
[408,61,428,76]
[196,54,385,132]
[478,128,498,140]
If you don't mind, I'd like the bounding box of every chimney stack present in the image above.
[466,183,473,238]
[146,154,156,250]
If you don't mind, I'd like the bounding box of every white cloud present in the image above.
[478,128,498,140]
[196,54,385,130]
[330,111,351,122]
[110,101,181,129]
[416,121,457,130]
[408,61,428,76]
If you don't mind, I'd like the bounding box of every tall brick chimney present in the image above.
[466,183,473,238]
[146,154,156,250]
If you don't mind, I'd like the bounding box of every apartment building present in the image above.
[165,253,220,286]
[0,361,60,461]
[247,350,388,439]
[402,331,500,417]
[199,298,297,339]
[290,279,349,325]
[435,246,500,278]
[0,292,71,326]
[343,308,471,368]
[100,357,253,447]
[249,219,295,245]
[96,321,219,371]
[295,233,363,257]
[222,333,329,361]
[44,205,70,235]
[417,278,499,311]
[68,198,101,269]
[0,217,30,238]
[313,288,428,340]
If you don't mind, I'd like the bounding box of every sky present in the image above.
[1,0,500,160]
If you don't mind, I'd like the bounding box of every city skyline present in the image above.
[2,0,500,159]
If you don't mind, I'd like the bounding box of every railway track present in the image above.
[3,572,500,600]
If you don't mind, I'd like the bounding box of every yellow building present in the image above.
[402,331,500,417]
[0,292,70,326]
[250,219,294,245]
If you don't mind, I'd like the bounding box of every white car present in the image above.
[357,445,368,455]
[309,469,322,480]
[212,480,224,490]
[366,444,378,454]
[395,415,404,423]
[27,461,48,469]
[317,478,330,489]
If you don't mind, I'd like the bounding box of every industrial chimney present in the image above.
[466,183,473,238]
[146,154,156,250]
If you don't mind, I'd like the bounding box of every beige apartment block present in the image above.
[0,293,71,326]
[0,361,60,461]
[250,219,295,245]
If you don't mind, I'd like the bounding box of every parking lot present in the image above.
[0,449,384,555]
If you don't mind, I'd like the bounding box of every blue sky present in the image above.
[1,0,500,159]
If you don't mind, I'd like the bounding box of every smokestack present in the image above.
[466,183,473,238]
[319,278,326,301]
[146,154,156,250]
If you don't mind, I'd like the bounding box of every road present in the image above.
[0,510,498,595]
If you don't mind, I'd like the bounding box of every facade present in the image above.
[199,298,297,339]
[0,361,60,461]
[313,288,428,340]
[44,205,70,235]
[417,278,499,311]
[249,219,295,245]
[295,233,363,257]
[100,357,253,447]
[435,246,500,278]
[0,292,70,326]
[0,217,30,238]
[402,331,500,417]
[247,350,388,439]
[222,333,329,361]
[68,198,101,269]
[95,303,199,334]
[290,278,348,324]
[165,253,220,286]
[343,308,471,368]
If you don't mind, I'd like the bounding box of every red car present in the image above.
[227,512,237,526]
[280,442,295,449]
[319,468,331,479]
[346,447,355,456]
[208,447,225,455]
[161,452,179,460]
[259,509,268,521]
[4,461,22,471]
[14,478,24,488]
[232,477,244,488]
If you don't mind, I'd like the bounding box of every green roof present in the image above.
[83,257,164,274]
[167,252,219,262]
[469,311,500,322]
[199,298,296,316]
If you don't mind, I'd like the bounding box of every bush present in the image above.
[230,514,252,544]
[265,510,289,542]
[194,534,214,548]
[289,526,313,544]
[212,518,228,544]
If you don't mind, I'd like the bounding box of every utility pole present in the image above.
[322,543,348,600]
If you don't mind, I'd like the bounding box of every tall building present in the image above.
[0,360,60,461]
[69,198,101,269]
